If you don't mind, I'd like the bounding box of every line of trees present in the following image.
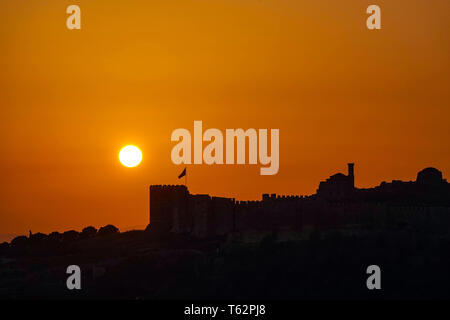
[0,224,120,254]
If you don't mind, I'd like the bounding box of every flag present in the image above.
[178,167,186,179]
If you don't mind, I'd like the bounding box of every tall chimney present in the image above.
[348,163,355,188]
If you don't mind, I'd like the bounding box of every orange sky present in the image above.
[0,0,449,240]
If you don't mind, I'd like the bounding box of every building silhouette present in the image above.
[317,163,354,200]
[149,164,450,238]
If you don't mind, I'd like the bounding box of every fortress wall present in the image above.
[190,195,211,238]
[210,197,235,236]
[150,184,450,239]
[234,198,304,232]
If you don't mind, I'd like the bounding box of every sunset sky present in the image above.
[0,0,449,240]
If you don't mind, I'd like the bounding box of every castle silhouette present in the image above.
[149,164,450,238]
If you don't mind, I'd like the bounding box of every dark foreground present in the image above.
[1,221,450,300]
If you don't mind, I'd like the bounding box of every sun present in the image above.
[119,145,142,167]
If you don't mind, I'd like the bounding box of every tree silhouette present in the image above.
[82,226,97,238]
[98,224,119,236]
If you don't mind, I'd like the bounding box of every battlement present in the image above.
[149,184,189,232]
[148,164,450,238]
[262,194,303,201]
[150,184,188,191]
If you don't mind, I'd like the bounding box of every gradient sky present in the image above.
[0,0,449,240]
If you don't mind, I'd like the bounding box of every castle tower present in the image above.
[149,185,189,232]
[347,163,355,188]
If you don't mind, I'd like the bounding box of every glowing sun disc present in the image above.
[119,145,142,167]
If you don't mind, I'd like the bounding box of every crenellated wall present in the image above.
[148,166,450,238]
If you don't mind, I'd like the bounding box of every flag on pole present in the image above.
[178,167,186,179]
